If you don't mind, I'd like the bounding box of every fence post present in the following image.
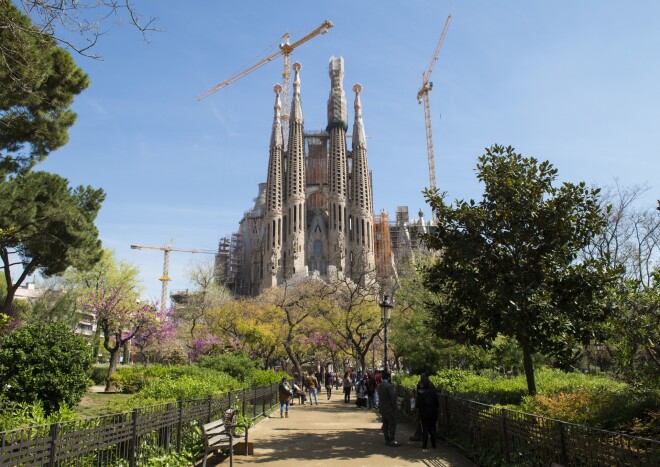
[227,390,232,411]
[48,422,58,467]
[176,399,183,452]
[129,409,138,467]
[501,408,510,464]
[559,422,568,466]
[207,395,213,423]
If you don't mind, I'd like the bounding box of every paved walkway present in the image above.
[204,394,476,466]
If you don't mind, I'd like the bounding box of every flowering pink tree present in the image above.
[131,303,176,364]
[189,330,223,362]
[81,282,161,391]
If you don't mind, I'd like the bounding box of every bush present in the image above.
[0,323,94,413]
[0,395,77,431]
[197,352,259,382]
[251,369,290,387]
[90,365,108,385]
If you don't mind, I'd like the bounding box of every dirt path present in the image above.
[204,394,476,466]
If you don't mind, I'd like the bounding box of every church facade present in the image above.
[225,57,376,295]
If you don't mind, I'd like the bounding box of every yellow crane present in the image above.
[417,15,452,194]
[130,242,219,310]
[197,19,333,147]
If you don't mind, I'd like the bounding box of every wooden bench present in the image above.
[201,409,249,467]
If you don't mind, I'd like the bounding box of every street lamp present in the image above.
[379,294,394,372]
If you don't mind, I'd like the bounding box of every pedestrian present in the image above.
[325,372,334,400]
[292,373,306,405]
[342,371,352,403]
[278,377,293,418]
[412,372,435,440]
[377,370,399,446]
[306,370,319,406]
[366,371,377,409]
[416,379,440,450]
[356,375,368,408]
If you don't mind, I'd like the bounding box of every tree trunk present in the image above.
[105,348,120,392]
[519,338,537,396]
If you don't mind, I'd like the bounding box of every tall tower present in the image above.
[348,83,375,279]
[326,56,349,275]
[284,63,307,278]
[262,85,284,290]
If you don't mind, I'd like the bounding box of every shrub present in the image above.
[0,396,77,431]
[0,323,94,413]
[250,369,290,387]
[90,365,108,385]
[197,352,259,382]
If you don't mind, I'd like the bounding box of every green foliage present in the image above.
[250,369,290,387]
[0,1,89,177]
[107,365,242,410]
[198,352,259,382]
[0,323,94,413]
[0,396,77,431]
[397,367,658,434]
[422,145,619,395]
[27,288,80,329]
[603,273,660,390]
[89,365,109,385]
[0,171,105,315]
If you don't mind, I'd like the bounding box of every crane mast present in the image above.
[417,14,452,193]
[130,243,218,310]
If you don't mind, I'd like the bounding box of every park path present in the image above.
[203,393,476,466]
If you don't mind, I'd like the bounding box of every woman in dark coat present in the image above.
[415,379,439,449]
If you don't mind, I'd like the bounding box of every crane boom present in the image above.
[417,15,452,194]
[130,243,218,309]
[197,19,333,101]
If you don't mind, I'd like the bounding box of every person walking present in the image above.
[356,375,368,408]
[278,377,293,418]
[377,370,399,446]
[306,371,319,406]
[342,371,352,403]
[416,378,440,450]
[366,372,377,409]
[325,372,334,400]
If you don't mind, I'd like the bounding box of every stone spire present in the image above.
[349,83,375,278]
[262,85,285,290]
[327,57,348,276]
[284,62,307,279]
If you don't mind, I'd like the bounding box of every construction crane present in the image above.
[417,14,452,194]
[130,242,219,310]
[197,19,333,146]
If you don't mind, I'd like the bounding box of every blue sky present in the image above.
[31,0,660,303]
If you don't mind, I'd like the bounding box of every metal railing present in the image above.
[397,386,659,467]
[0,383,279,466]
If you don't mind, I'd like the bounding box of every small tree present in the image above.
[423,145,618,395]
[0,323,94,413]
[81,284,161,391]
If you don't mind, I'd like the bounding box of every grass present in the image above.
[74,390,132,418]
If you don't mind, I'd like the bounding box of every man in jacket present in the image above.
[377,370,399,446]
[306,371,319,405]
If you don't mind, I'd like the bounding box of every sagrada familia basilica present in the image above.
[216,57,429,296]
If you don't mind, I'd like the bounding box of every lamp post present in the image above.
[379,294,394,372]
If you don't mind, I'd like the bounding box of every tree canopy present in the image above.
[422,145,618,395]
[1,1,89,177]
[0,171,104,316]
